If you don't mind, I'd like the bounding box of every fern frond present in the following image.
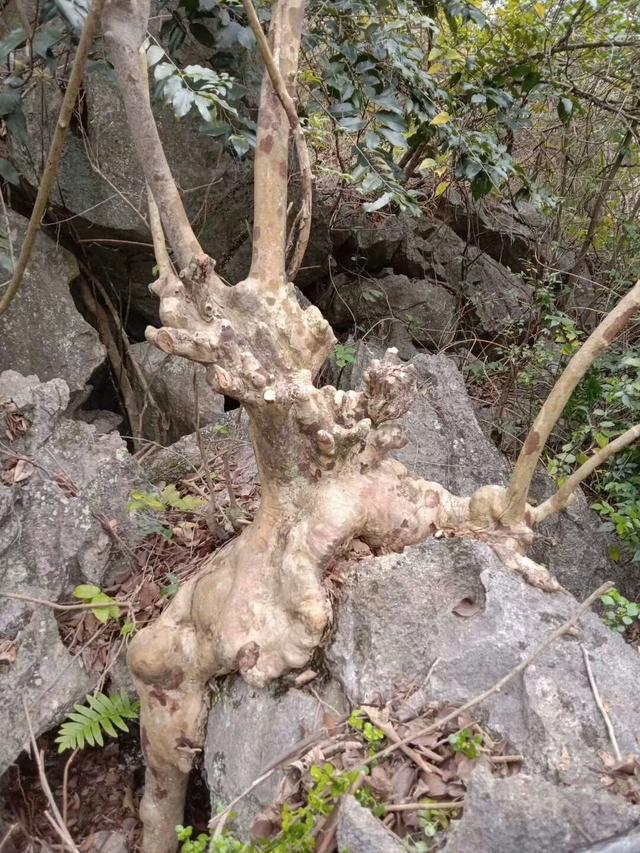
[55,690,140,753]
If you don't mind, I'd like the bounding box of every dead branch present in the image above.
[504,280,640,523]
[0,590,128,612]
[363,581,614,769]
[242,0,312,282]
[22,697,80,853]
[581,644,622,761]
[534,423,640,522]
[0,0,105,317]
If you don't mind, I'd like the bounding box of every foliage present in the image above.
[332,342,357,370]
[409,801,460,852]
[448,728,483,759]
[348,708,385,754]
[127,485,207,540]
[600,588,640,633]
[176,762,383,852]
[73,583,121,624]
[55,691,140,752]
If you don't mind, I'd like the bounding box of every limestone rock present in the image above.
[130,342,225,444]
[392,218,533,335]
[0,210,105,394]
[442,765,640,853]
[321,271,457,351]
[205,678,330,835]
[337,796,406,853]
[0,371,146,774]
[327,538,640,788]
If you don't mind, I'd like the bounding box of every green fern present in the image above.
[55,691,140,753]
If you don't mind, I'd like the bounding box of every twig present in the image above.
[62,750,79,826]
[22,697,80,853]
[385,801,463,812]
[0,590,128,612]
[581,644,622,761]
[316,773,364,853]
[361,582,614,769]
[504,279,640,523]
[362,706,445,778]
[241,0,313,280]
[0,0,105,316]
[138,47,174,279]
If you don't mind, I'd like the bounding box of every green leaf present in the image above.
[73,584,102,600]
[146,44,165,67]
[189,22,215,48]
[378,127,408,149]
[434,180,450,197]
[0,158,20,186]
[558,97,574,124]
[56,692,140,752]
[0,28,27,64]
[363,191,394,212]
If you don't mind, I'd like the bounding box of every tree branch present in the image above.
[101,0,205,271]
[503,279,640,523]
[0,0,105,317]
[533,423,640,523]
[245,0,307,286]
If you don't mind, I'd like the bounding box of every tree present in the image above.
[2,0,639,850]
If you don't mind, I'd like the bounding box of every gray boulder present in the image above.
[327,538,640,788]
[130,342,225,444]
[0,210,105,395]
[337,796,406,853]
[392,218,533,336]
[0,371,146,774]
[442,765,640,853]
[331,215,531,337]
[321,271,457,352]
[205,678,331,835]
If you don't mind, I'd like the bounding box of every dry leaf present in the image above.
[294,669,317,687]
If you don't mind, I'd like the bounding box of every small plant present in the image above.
[127,485,207,540]
[55,691,139,752]
[73,584,121,624]
[600,588,640,633]
[408,801,460,852]
[448,728,483,759]
[348,709,386,754]
[332,343,356,370]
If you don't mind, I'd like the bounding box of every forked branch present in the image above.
[503,279,640,523]
[242,0,312,281]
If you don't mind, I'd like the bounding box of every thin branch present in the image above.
[504,280,640,523]
[22,697,80,853]
[0,0,105,316]
[0,590,128,612]
[534,424,640,522]
[243,0,308,285]
[138,46,173,279]
[101,0,204,270]
[581,644,621,761]
[359,582,613,770]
